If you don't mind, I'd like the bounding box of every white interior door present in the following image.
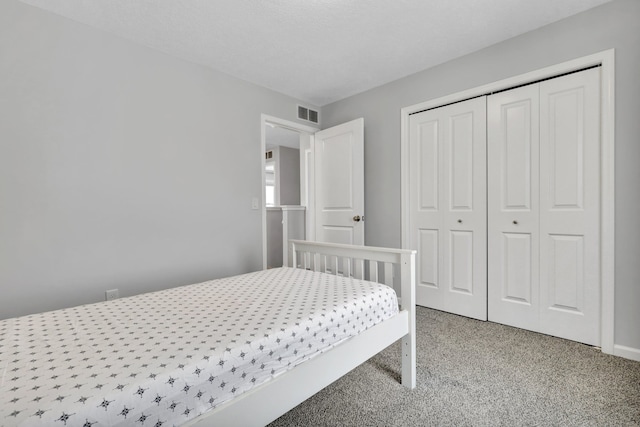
[488,68,601,346]
[314,118,364,246]
[409,98,487,321]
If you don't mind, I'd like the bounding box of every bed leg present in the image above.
[401,332,416,389]
[400,252,416,389]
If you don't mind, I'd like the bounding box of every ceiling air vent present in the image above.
[297,105,319,124]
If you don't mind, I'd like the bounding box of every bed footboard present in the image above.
[187,241,416,426]
[289,240,416,389]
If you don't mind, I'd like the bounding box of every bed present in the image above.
[0,240,416,427]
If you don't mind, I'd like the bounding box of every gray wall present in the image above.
[322,0,640,350]
[278,146,301,206]
[0,1,313,319]
[266,208,283,269]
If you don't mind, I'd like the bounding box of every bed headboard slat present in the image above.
[290,240,414,287]
[384,262,394,287]
[368,260,379,282]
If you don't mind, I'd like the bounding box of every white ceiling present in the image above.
[21,0,611,106]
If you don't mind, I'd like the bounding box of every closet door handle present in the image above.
[457,219,462,224]
[513,220,518,225]
[353,215,361,222]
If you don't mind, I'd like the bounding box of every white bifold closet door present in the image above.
[488,68,601,346]
[409,97,487,321]
[487,84,541,330]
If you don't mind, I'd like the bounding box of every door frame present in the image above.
[261,114,319,270]
[400,49,615,355]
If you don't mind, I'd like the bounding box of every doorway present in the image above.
[260,115,366,269]
[260,115,318,269]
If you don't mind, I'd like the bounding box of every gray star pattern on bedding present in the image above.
[0,267,398,426]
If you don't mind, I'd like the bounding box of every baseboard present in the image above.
[613,344,640,362]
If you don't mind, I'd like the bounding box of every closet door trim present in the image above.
[400,49,615,355]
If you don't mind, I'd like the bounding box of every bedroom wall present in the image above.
[321,0,640,352]
[0,0,314,319]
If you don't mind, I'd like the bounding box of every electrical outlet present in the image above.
[105,289,119,301]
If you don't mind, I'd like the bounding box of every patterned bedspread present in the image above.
[0,267,398,426]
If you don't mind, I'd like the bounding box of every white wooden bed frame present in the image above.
[187,240,416,427]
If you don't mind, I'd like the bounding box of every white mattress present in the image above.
[0,267,398,426]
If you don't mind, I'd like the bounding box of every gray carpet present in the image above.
[269,307,640,426]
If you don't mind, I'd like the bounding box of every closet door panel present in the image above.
[539,68,600,346]
[410,97,487,320]
[450,230,473,294]
[410,116,445,310]
[547,234,584,310]
[502,232,533,304]
[449,112,474,210]
[418,229,439,290]
[419,120,440,210]
[441,99,487,320]
[503,103,533,210]
[488,84,540,331]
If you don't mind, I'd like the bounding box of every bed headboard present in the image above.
[289,239,416,389]
[288,240,415,310]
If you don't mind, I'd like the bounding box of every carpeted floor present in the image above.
[268,307,640,426]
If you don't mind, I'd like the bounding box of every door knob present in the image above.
[353,215,361,222]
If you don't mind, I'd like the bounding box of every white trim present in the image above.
[598,50,615,356]
[613,344,640,362]
[400,49,615,355]
[261,115,319,269]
